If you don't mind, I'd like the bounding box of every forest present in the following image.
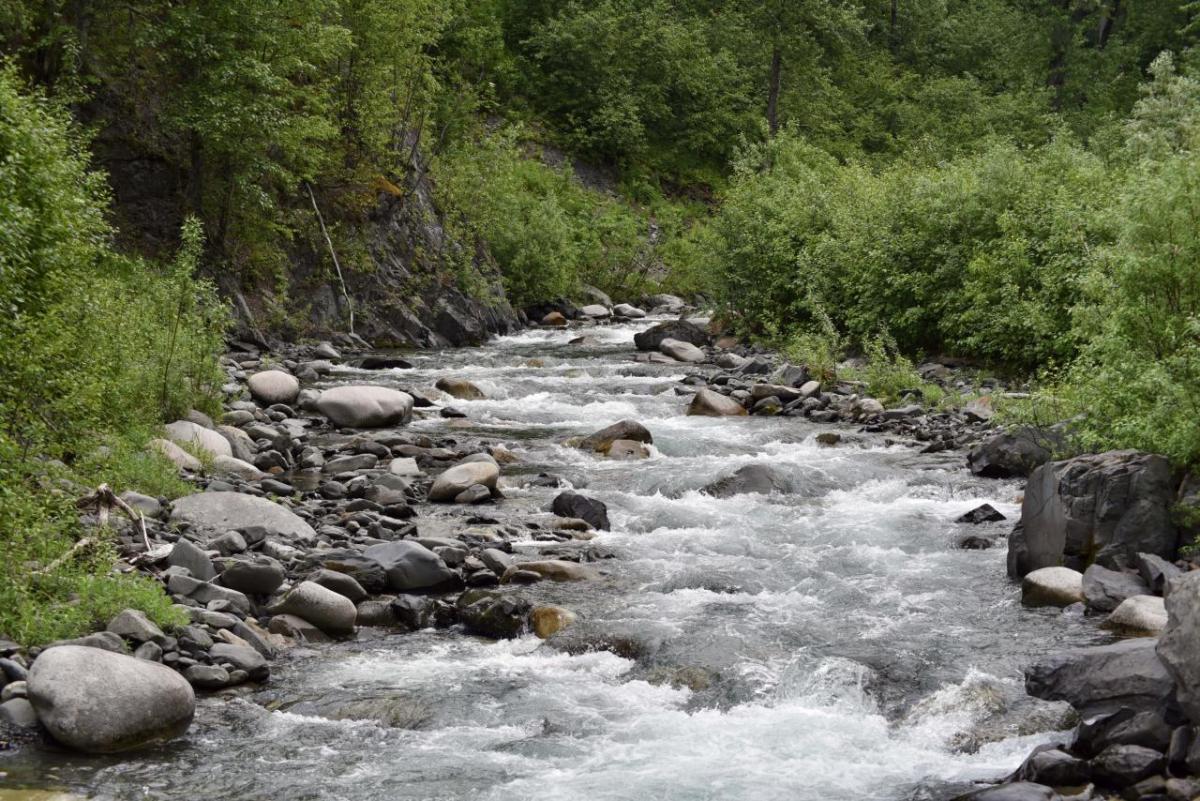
[1,0,1200,639]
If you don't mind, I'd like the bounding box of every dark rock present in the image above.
[702,464,790,498]
[1014,745,1091,786]
[310,568,368,603]
[957,504,1006,524]
[209,643,269,682]
[391,595,437,631]
[1091,744,1165,787]
[1072,708,1173,757]
[579,420,653,453]
[363,541,461,592]
[167,538,216,581]
[1157,571,1200,722]
[953,782,1062,801]
[356,356,413,370]
[1008,451,1179,579]
[551,491,610,530]
[1082,564,1151,613]
[633,320,710,352]
[967,427,1060,479]
[958,535,995,550]
[317,550,389,593]
[457,591,532,639]
[1139,553,1183,596]
[218,556,286,596]
[1025,639,1174,716]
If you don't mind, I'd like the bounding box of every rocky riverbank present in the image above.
[0,297,1182,800]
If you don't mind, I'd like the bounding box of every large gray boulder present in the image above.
[163,420,232,458]
[1025,639,1174,716]
[218,556,286,595]
[1157,571,1200,721]
[967,427,1059,479]
[659,338,705,363]
[170,492,316,544]
[1007,451,1179,578]
[633,320,710,351]
[1020,567,1084,607]
[247,370,300,405]
[267,581,356,636]
[362,541,459,592]
[551,491,610,530]
[1082,564,1150,612]
[28,645,195,753]
[428,460,499,502]
[316,385,414,428]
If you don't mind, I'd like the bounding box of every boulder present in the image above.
[1013,746,1091,787]
[311,568,368,603]
[613,303,646,319]
[1082,564,1150,612]
[428,460,499,502]
[247,370,300,405]
[531,606,577,639]
[316,385,414,428]
[954,782,1063,801]
[1020,567,1084,607]
[503,560,597,582]
[318,550,388,593]
[457,591,532,639]
[687,389,747,417]
[105,610,165,645]
[606,439,650,459]
[1137,552,1183,595]
[211,455,266,481]
[435,377,485,400]
[362,541,460,592]
[218,556,286,595]
[702,464,790,498]
[659,338,705,363]
[634,320,710,351]
[551,491,610,530]
[1091,744,1165,787]
[267,581,356,636]
[1008,450,1179,578]
[578,420,652,453]
[967,427,1059,479]
[208,643,268,682]
[28,645,195,753]
[1025,638,1174,716]
[168,538,216,581]
[170,492,316,544]
[163,420,232,458]
[149,438,201,471]
[956,504,1006,524]
[1157,571,1200,721]
[578,304,611,319]
[1103,595,1168,636]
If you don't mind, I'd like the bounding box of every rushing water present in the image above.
[5,320,1106,801]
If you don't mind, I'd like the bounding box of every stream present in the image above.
[6,320,1105,801]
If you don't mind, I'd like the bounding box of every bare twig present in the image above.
[305,181,355,335]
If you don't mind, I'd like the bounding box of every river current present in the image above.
[7,320,1104,801]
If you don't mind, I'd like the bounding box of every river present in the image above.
[6,320,1104,801]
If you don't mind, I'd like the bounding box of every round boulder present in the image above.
[362,541,460,592]
[1021,566,1085,607]
[28,645,195,753]
[163,420,232,458]
[687,389,747,417]
[267,581,356,636]
[659,338,705,363]
[218,556,286,596]
[247,370,300,405]
[316,385,414,428]
[429,460,499,502]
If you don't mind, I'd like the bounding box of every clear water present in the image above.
[4,321,1104,801]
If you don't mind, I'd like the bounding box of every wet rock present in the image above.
[659,338,705,363]
[435,377,485,400]
[391,595,437,631]
[355,355,412,370]
[170,492,316,544]
[248,370,300,405]
[578,420,653,453]
[164,420,233,458]
[1082,564,1150,613]
[318,551,389,593]
[578,304,610,319]
[502,560,598,582]
[1021,567,1084,607]
[967,427,1059,479]
[957,504,1006,524]
[363,541,460,592]
[1025,638,1174,716]
[551,491,610,530]
[1008,450,1178,578]
[1014,746,1091,787]
[429,460,499,502]
[316,385,414,428]
[218,556,286,595]
[1091,744,1165,787]
[958,535,995,550]
[208,643,268,682]
[455,484,493,504]
[687,389,747,417]
[28,645,195,753]
[634,320,710,351]
[531,606,577,638]
[1157,571,1200,721]
[267,581,356,636]
[1103,595,1168,636]
[324,453,378,474]
[1072,707,1173,757]
[267,614,331,643]
[954,782,1063,801]
[606,439,650,459]
[457,591,532,639]
[702,464,790,498]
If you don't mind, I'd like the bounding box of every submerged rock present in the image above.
[633,320,709,351]
[702,464,790,498]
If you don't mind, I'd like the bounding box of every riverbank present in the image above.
[0,307,1152,801]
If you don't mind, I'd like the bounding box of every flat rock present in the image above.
[1020,567,1084,607]
[503,560,597,582]
[659,338,704,363]
[170,492,316,543]
[1025,638,1174,716]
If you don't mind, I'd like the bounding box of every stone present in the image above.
[503,560,597,582]
[389,457,422,477]
[316,385,414,428]
[210,530,248,555]
[163,420,233,458]
[363,541,460,592]
[687,389,747,417]
[435,377,485,400]
[578,420,653,453]
[119,491,163,519]
[429,460,500,502]
[459,592,532,638]
[166,574,252,615]
[455,484,492,504]
[170,492,316,543]
[318,551,389,593]
[28,645,195,753]
[956,504,1006,524]
[1091,744,1165,787]
[578,303,610,319]
[390,595,437,631]
[702,464,790,498]
[551,491,609,530]
[0,697,39,728]
[209,643,268,682]
[604,439,650,459]
[1082,564,1150,612]
[1008,450,1179,578]
[1103,595,1168,636]
[715,353,748,370]
[1138,553,1183,595]
[1025,638,1174,716]
[1021,567,1084,607]
[168,538,216,581]
[613,303,645,318]
[185,665,232,690]
[542,311,567,326]
[311,569,368,603]
[211,455,266,481]
[1157,571,1200,721]
[955,782,1062,801]
[267,614,332,643]
[634,320,710,351]
[659,338,705,363]
[218,556,285,595]
[968,427,1059,479]
[1072,707,1173,756]
[105,610,165,644]
[1014,746,1091,787]
[531,606,577,638]
[248,370,300,405]
[267,581,356,636]
[149,438,202,471]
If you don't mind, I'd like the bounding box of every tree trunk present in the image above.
[766,45,782,137]
[1096,0,1120,49]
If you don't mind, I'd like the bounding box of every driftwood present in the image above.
[38,483,154,576]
